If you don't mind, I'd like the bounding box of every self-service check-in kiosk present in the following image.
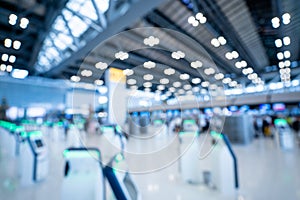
[0,121,19,157]
[19,131,49,186]
[61,148,104,200]
[104,153,141,200]
[274,119,294,149]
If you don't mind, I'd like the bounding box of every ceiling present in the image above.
[0,0,300,94]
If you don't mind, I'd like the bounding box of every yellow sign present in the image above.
[109,68,126,83]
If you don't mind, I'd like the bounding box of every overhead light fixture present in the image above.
[81,69,93,77]
[144,88,151,92]
[179,73,190,80]
[188,16,196,24]
[173,81,181,88]
[278,61,285,68]
[127,79,136,85]
[240,60,247,68]
[144,36,160,47]
[2,54,8,62]
[211,38,220,47]
[94,80,104,86]
[222,77,231,84]
[277,52,284,60]
[6,65,13,72]
[204,68,215,75]
[225,52,233,60]
[98,96,108,104]
[0,64,6,71]
[284,50,291,58]
[229,81,237,87]
[130,85,138,90]
[192,20,199,27]
[275,39,282,48]
[9,55,16,63]
[11,69,28,79]
[190,60,203,69]
[143,82,152,88]
[282,13,291,25]
[4,38,12,48]
[171,51,185,60]
[183,84,192,90]
[157,85,165,91]
[201,81,209,87]
[192,77,201,84]
[168,87,176,92]
[13,40,21,50]
[143,61,156,69]
[20,17,29,29]
[192,87,200,92]
[235,61,242,69]
[283,36,291,45]
[160,78,169,85]
[178,89,185,95]
[231,51,239,59]
[115,51,129,60]
[284,60,291,67]
[214,73,224,80]
[95,62,108,70]
[143,74,154,81]
[8,14,17,25]
[164,68,175,75]
[70,75,80,82]
[271,17,280,28]
[123,69,134,76]
[218,36,227,45]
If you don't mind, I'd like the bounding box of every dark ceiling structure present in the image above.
[0,0,299,93]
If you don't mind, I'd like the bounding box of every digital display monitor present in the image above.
[229,106,238,112]
[272,103,286,111]
[240,105,249,112]
[35,139,43,148]
[204,108,212,114]
[27,107,46,118]
[259,104,271,111]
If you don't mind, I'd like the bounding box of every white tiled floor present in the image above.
[1,128,300,200]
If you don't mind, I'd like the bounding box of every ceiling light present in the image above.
[278,61,285,68]
[282,13,291,25]
[231,51,239,59]
[6,65,12,72]
[178,89,185,95]
[144,36,159,47]
[192,87,200,92]
[0,64,6,71]
[271,17,280,28]
[143,82,152,88]
[183,84,192,90]
[192,20,199,27]
[235,61,242,68]
[242,68,249,75]
[277,52,284,60]
[127,79,136,85]
[144,88,151,92]
[81,69,92,77]
[225,52,233,60]
[204,68,215,75]
[284,50,291,58]
[143,61,156,69]
[218,36,227,45]
[214,73,224,80]
[20,18,29,29]
[13,40,21,50]
[115,51,129,60]
[95,62,108,70]
[222,77,231,84]
[164,68,175,75]
[160,78,169,85]
[98,96,108,104]
[275,39,282,48]
[157,85,165,90]
[9,55,16,63]
[240,60,247,68]
[2,54,8,62]
[123,69,134,76]
[171,51,185,59]
[169,87,176,92]
[199,16,207,24]
[190,60,203,68]
[284,60,291,67]
[179,73,190,80]
[229,81,237,87]
[4,38,12,48]
[283,36,290,45]
[195,13,203,20]
[211,38,220,47]
[94,80,104,85]
[188,16,196,24]
[192,77,201,84]
[8,14,17,25]
[201,81,209,87]
[173,81,181,88]
[70,75,80,82]
[143,74,154,81]
[130,85,138,90]
[11,69,28,79]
